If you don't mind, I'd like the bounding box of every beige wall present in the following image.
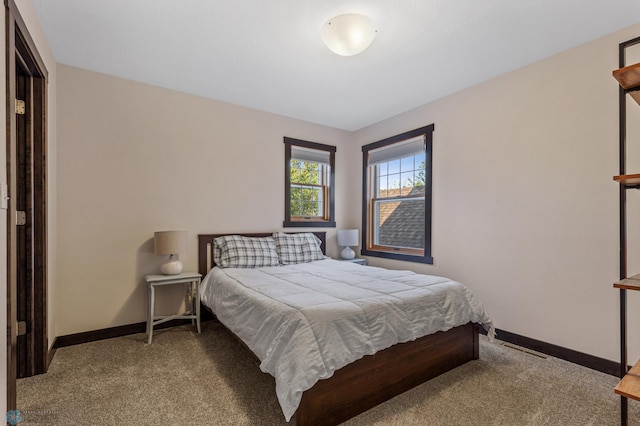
[353,22,640,362]
[56,65,354,335]
[2,0,57,413]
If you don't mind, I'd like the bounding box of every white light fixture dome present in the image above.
[321,13,377,57]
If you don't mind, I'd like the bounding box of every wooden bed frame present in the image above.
[198,232,479,425]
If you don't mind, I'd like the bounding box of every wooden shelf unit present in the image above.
[614,271,640,405]
[613,35,640,426]
[614,274,640,291]
[614,174,640,187]
[613,63,640,104]
[616,359,640,402]
[613,63,640,90]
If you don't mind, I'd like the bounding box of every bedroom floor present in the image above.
[16,322,640,425]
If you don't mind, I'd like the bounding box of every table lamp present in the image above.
[337,229,359,260]
[154,230,188,274]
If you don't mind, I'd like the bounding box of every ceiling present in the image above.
[32,1,640,131]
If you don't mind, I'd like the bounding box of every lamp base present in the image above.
[160,258,183,275]
[340,247,355,260]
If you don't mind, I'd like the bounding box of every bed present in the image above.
[198,232,493,425]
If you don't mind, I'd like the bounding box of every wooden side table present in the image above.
[144,272,202,344]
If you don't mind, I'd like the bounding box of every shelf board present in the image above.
[616,359,640,401]
[614,273,640,290]
[613,63,640,90]
[614,174,640,187]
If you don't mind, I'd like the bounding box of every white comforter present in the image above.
[199,259,494,421]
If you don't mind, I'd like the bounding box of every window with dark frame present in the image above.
[290,150,328,220]
[361,124,434,264]
[284,137,336,228]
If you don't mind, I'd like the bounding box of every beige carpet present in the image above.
[16,322,640,425]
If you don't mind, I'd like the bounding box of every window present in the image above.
[284,137,336,227]
[361,124,434,263]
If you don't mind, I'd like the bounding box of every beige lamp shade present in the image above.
[154,230,188,255]
[154,231,188,274]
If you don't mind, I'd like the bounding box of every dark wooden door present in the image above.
[7,1,49,386]
[14,58,47,378]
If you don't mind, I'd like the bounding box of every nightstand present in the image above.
[144,272,202,344]
[340,258,367,265]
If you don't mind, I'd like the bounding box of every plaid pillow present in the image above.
[273,232,326,265]
[213,235,280,268]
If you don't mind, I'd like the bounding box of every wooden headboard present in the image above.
[198,232,327,277]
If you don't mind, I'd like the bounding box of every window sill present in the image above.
[283,220,336,228]
[361,249,433,264]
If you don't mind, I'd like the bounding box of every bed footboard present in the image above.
[296,322,479,426]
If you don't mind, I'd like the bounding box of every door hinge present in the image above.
[16,210,26,225]
[15,99,25,115]
[17,321,27,336]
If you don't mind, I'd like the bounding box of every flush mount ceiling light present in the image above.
[321,13,377,57]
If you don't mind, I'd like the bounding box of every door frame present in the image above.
[5,0,48,409]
